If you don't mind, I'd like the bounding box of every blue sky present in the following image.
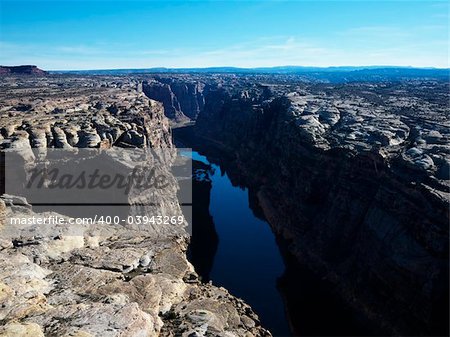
[0,0,448,70]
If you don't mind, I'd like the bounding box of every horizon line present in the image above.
[43,65,450,72]
[2,64,449,72]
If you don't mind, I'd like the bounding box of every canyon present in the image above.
[0,69,448,336]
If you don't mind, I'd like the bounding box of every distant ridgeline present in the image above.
[50,66,449,82]
[0,65,47,75]
[2,64,448,82]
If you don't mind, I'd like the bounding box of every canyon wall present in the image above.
[143,77,207,121]
[193,81,449,336]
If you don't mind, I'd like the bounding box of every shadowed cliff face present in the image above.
[190,81,449,336]
[186,160,219,282]
[142,77,207,121]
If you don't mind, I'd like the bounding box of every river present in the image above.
[180,145,377,337]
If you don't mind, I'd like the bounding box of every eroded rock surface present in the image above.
[0,76,172,151]
[0,204,268,337]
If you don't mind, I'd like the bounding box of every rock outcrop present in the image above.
[0,65,47,76]
[0,198,269,337]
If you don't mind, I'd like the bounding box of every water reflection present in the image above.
[185,149,291,336]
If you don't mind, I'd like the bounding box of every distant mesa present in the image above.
[0,65,47,75]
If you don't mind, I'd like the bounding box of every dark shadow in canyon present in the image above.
[186,160,219,282]
[174,125,386,337]
[275,236,383,336]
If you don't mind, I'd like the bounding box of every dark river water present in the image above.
[181,148,377,337]
[188,150,291,335]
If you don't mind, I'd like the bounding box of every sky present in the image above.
[0,0,448,70]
